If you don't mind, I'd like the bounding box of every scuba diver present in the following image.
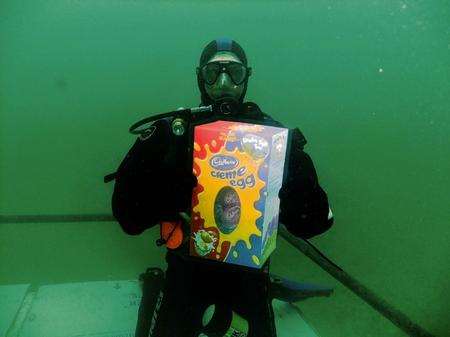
[109,38,334,337]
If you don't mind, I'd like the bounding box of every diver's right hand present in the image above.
[152,169,198,220]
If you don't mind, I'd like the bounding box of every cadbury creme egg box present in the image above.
[189,120,288,269]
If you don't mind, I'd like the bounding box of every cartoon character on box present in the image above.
[190,120,288,269]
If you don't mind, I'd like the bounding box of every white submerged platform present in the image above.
[0,282,319,337]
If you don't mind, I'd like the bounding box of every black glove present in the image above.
[152,168,198,217]
[278,148,332,239]
[279,182,332,239]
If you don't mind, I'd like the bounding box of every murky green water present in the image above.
[1,1,449,336]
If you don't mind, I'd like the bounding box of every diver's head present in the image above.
[197,38,252,106]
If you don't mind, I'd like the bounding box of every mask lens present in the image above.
[227,63,247,85]
[202,63,220,85]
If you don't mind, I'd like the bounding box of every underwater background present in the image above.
[0,1,449,336]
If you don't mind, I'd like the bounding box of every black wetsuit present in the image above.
[111,102,333,337]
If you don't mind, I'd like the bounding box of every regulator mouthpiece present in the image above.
[214,97,239,115]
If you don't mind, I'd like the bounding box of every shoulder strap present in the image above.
[291,127,308,150]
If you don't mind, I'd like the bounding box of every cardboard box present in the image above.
[189,120,288,269]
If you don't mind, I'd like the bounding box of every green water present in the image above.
[0,1,449,336]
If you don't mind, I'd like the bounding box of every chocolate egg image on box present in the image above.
[214,186,241,234]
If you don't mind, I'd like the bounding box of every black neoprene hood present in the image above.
[197,38,249,106]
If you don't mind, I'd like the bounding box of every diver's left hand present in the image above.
[163,170,198,211]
